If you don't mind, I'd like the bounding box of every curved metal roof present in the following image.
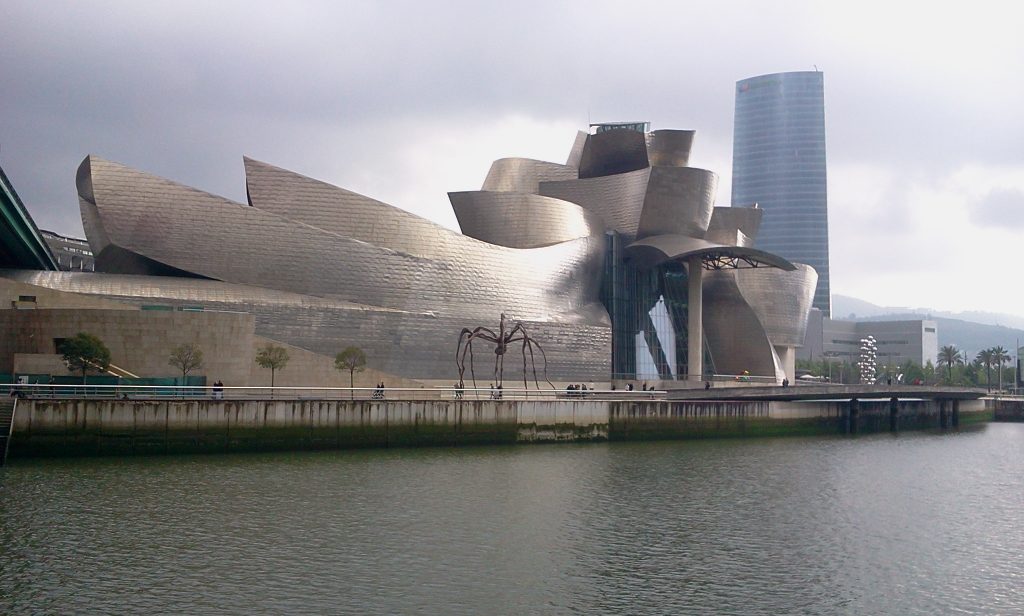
[624,233,796,271]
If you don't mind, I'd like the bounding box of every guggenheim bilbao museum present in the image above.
[1,122,817,388]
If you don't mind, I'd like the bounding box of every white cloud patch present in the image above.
[972,188,1024,229]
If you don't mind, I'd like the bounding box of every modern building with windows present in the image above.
[732,70,831,316]
[40,230,94,272]
[799,310,939,368]
[2,124,819,388]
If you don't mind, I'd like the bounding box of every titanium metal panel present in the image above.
[78,156,607,323]
[480,158,577,193]
[706,206,762,247]
[244,157,451,261]
[539,168,651,239]
[577,130,649,179]
[735,264,818,347]
[645,130,695,167]
[702,269,784,381]
[448,191,604,249]
[565,130,588,168]
[635,167,717,240]
[1,269,612,382]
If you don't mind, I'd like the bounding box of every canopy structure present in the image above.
[624,234,796,272]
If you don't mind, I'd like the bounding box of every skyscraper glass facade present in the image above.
[732,71,830,315]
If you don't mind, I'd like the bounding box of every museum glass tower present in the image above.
[732,70,830,316]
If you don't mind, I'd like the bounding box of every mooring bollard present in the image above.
[848,397,859,435]
[939,399,948,429]
[889,396,899,432]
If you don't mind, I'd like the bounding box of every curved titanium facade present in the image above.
[30,121,819,386]
[448,191,603,249]
[645,130,694,167]
[706,206,762,247]
[539,168,651,238]
[734,263,818,347]
[702,269,784,380]
[733,71,830,315]
[565,131,588,167]
[480,158,577,193]
[77,155,611,382]
[635,167,717,240]
[577,129,650,179]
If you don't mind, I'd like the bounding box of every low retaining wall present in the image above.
[8,397,992,458]
[991,398,1024,421]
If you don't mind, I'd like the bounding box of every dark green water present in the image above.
[2,424,1023,615]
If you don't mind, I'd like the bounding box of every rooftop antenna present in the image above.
[814,64,819,72]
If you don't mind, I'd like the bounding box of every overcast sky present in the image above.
[2,0,1022,316]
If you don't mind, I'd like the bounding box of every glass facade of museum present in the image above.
[732,71,830,316]
[602,233,706,381]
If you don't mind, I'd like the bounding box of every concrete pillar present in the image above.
[776,345,796,384]
[848,397,859,435]
[952,399,960,427]
[687,255,703,382]
[889,396,899,432]
[939,399,948,429]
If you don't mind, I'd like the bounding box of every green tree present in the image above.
[992,346,1011,392]
[923,360,937,385]
[255,344,290,390]
[976,348,994,391]
[60,332,112,383]
[334,346,367,400]
[168,342,204,382]
[937,345,963,384]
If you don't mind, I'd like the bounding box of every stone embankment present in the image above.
[991,397,1024,421]
[6,396,992,458]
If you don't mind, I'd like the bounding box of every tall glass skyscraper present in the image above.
[732,71,830,316]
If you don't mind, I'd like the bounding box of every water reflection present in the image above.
[2,426,1023,614]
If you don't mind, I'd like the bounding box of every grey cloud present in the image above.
[1,0,1021,243]
[972,188,1024,229]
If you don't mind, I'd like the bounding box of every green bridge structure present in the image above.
[0,163,58,271]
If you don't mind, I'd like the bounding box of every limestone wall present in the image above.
[0,307,256,382]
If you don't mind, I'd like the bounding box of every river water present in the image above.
[2,424,1023,615]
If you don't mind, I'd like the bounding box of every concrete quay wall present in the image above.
[991,397,1024,421]
[9,397,992,458]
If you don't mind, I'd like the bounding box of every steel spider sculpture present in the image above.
[456,313,554,393]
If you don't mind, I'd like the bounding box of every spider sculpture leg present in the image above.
[506,322,554,390]
[457,328,498,394]
[509,321,555,390]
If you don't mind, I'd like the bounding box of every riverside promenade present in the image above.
[2,384,992,459]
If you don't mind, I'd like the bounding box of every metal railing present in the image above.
[2,383,667,402]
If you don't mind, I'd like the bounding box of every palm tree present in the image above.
[992,346,1011,392]
[937,345,964,384]
[976,348,994,391]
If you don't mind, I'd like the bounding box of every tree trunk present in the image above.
[349,370,354,400]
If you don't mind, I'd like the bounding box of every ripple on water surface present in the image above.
[2,425,1023,614]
